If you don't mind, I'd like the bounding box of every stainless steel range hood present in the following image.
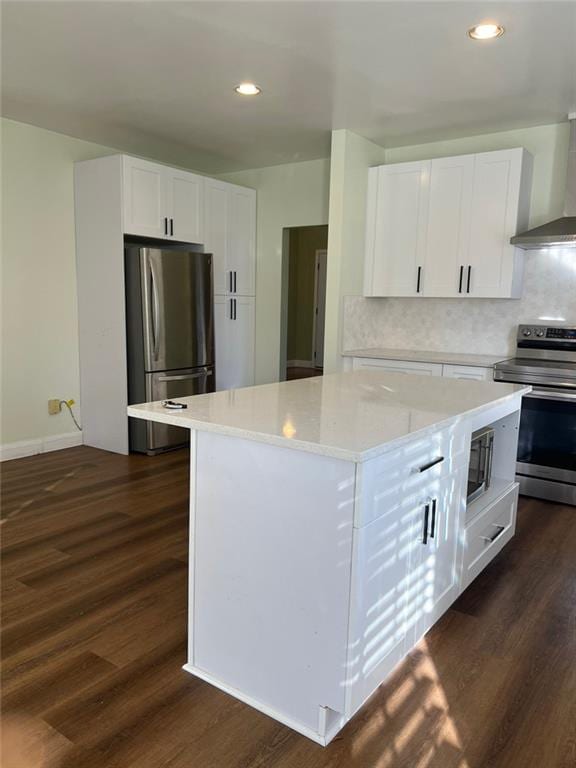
[511,116,576,249]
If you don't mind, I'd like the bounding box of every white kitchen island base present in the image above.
[128,370,528,745]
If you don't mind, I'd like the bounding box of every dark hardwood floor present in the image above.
[286,367,323,381]
[2,446,575,768]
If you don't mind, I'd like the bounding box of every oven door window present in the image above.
[518,393,576,472]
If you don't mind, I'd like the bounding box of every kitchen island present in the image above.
[128,370,529,745]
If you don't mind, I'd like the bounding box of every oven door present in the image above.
[517,387,576,503]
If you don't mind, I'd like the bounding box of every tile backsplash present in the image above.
[343,250,576,356]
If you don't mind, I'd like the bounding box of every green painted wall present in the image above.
[286,226,328,362]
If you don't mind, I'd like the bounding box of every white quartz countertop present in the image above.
[342,347,508,367]
[128,371,529,463]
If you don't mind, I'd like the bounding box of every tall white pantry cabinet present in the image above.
[74,154,256,455]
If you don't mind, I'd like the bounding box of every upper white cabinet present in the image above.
[123,156,204,243]
[424,154,474,297]
[204,178,256,296]
[364,161,429,297]
[364,148,532,299]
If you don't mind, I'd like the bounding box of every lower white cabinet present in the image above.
[352,357,443,377]
[214,295,255,391]
[351,356,492,381]
[442,364,491,381]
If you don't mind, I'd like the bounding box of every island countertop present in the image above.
[127,370,530,463]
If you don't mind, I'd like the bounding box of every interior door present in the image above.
[142,249,214,372]
[424,155,474,297]
[123,156,165,238]
[313,249,327,368]
[144,366,215,453]
[164,168,204,243]
[227,186,256,296]
[367,161,430,297]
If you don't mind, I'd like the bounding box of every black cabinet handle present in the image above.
[481,525,505,544]
[233,271,237,293]
[416,266,422,293]
[467,265,471,293]
[170,218,174,237]
[229,298,234,320]
[422,503,430,545]
[459,265,464,293]
[233,298,237,320]
[229,271,233,292]
[164,217,168,235]
[430,498,437,539]
[418,456,444,473]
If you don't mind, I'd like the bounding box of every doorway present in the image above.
[281,225,328,381]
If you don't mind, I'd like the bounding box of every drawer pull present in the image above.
[418,456,444,473]
[430,498,437,539]
[481,525,505,544]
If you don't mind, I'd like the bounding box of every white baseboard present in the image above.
[0,431,83,462]
[286,359,315,369]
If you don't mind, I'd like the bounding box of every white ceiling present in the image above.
[2,1,575,173]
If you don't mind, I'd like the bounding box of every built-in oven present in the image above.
[468,427,495,504]
[493,324,576,506]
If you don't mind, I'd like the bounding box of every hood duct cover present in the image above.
[511,116,576,249]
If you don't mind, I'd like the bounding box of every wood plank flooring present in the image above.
[2,446,575,768]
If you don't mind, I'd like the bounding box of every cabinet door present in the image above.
[365,161,430,297]
[467,149,526,298]
[406,468,466,646]
[165,168,204,244]
[227,186,256,296]
[352,357,443,377]
[204,179,229,295]
[214,295,255,391]
[347,503,415,715]
[424,155,474,297]
[122,156,165,238]
[442,364,491,381]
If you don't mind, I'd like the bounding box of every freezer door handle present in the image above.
[157,368,212,382]
[149,257,161,362]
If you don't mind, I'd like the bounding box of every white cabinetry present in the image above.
[364,148,532,299]
[123,155,203,242]
[352,357,492,381]
[364,161,429,297]
[352,357,443,377]
[424,154,474,297]
[204,178,256,297]
[214,295,255,390]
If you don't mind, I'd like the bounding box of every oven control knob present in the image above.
[522,328,532,336]
[535,329,545,337]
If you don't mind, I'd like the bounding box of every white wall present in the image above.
[218,159,330,384]
[323,130,386,373]
[342,122,574,357]
[0,119,121,450]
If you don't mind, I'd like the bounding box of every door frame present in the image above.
[312,249,327,369]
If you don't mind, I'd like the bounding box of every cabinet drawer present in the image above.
[352,357,443,377]
[356,425,467,528]
[442,364,491,381]
[462,483,518,589]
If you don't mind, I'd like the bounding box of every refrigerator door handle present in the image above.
[149,258,161,362]
[157,368,211,382]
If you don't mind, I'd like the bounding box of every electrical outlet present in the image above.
[48,399,61,415]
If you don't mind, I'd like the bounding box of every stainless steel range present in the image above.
[494,325,576,505]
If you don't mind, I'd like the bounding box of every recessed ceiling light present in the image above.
[235,82,261,96]
[467,23,505,40]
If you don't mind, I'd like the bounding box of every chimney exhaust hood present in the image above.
[511,115,576,249]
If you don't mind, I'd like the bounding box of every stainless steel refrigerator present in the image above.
[125,244,215,454]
